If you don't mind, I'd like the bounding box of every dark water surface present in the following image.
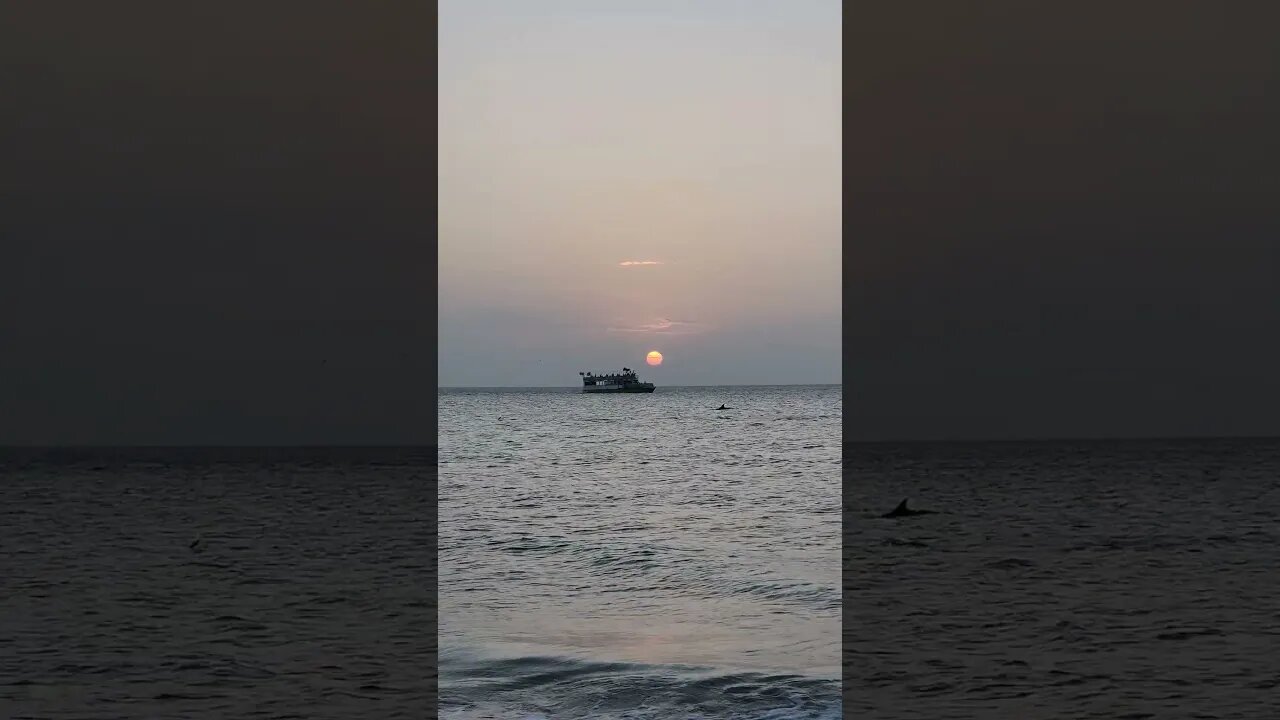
[439,385,841,720]
[0,447,435,719]
[847,438,1280,719]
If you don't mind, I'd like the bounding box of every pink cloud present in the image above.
[607,318,702,335]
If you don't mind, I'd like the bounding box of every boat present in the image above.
[579,368,655,393]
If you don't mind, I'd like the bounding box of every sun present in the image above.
[646,350,663,366]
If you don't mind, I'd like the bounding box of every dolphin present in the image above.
[717,404,729,410]
[882,498,937,518]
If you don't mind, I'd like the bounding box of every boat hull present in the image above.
[583,384,655,393]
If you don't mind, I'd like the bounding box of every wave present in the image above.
[460,536,837,612]
[440,654,840,720]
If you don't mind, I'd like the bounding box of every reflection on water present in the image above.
[440,385,841,719]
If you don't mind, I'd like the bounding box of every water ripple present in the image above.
[440,385,840,719]
[846,438,1280,718]
[0,447,436,719]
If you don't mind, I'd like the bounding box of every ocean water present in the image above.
[846,438,1280,719]
[0,447,435,719]
[438,385,842,720]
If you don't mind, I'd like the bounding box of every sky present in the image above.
[1,4,433,444]
[438,0,841,387]
[848,4,1280,441]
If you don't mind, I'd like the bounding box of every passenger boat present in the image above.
[579,368,656,393]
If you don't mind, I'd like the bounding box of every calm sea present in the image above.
[847,438,1280,719]
[0,447,435,719]
[439,385,842,720]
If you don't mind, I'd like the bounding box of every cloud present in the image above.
[607,318,702,335]
[618,260,662,267]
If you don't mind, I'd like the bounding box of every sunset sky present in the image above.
[438,0,841,387]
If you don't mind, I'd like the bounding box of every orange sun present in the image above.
[646,350,663,366]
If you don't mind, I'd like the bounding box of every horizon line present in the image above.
[438,383,843,389]
[0,445,437,451]
[7,434,1276,450]
[846,434,1280,445]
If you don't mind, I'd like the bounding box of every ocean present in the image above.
[846,438,1280,719]
[9,408,1255,718]
[0,447,435,719]
[439,385,842,720]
